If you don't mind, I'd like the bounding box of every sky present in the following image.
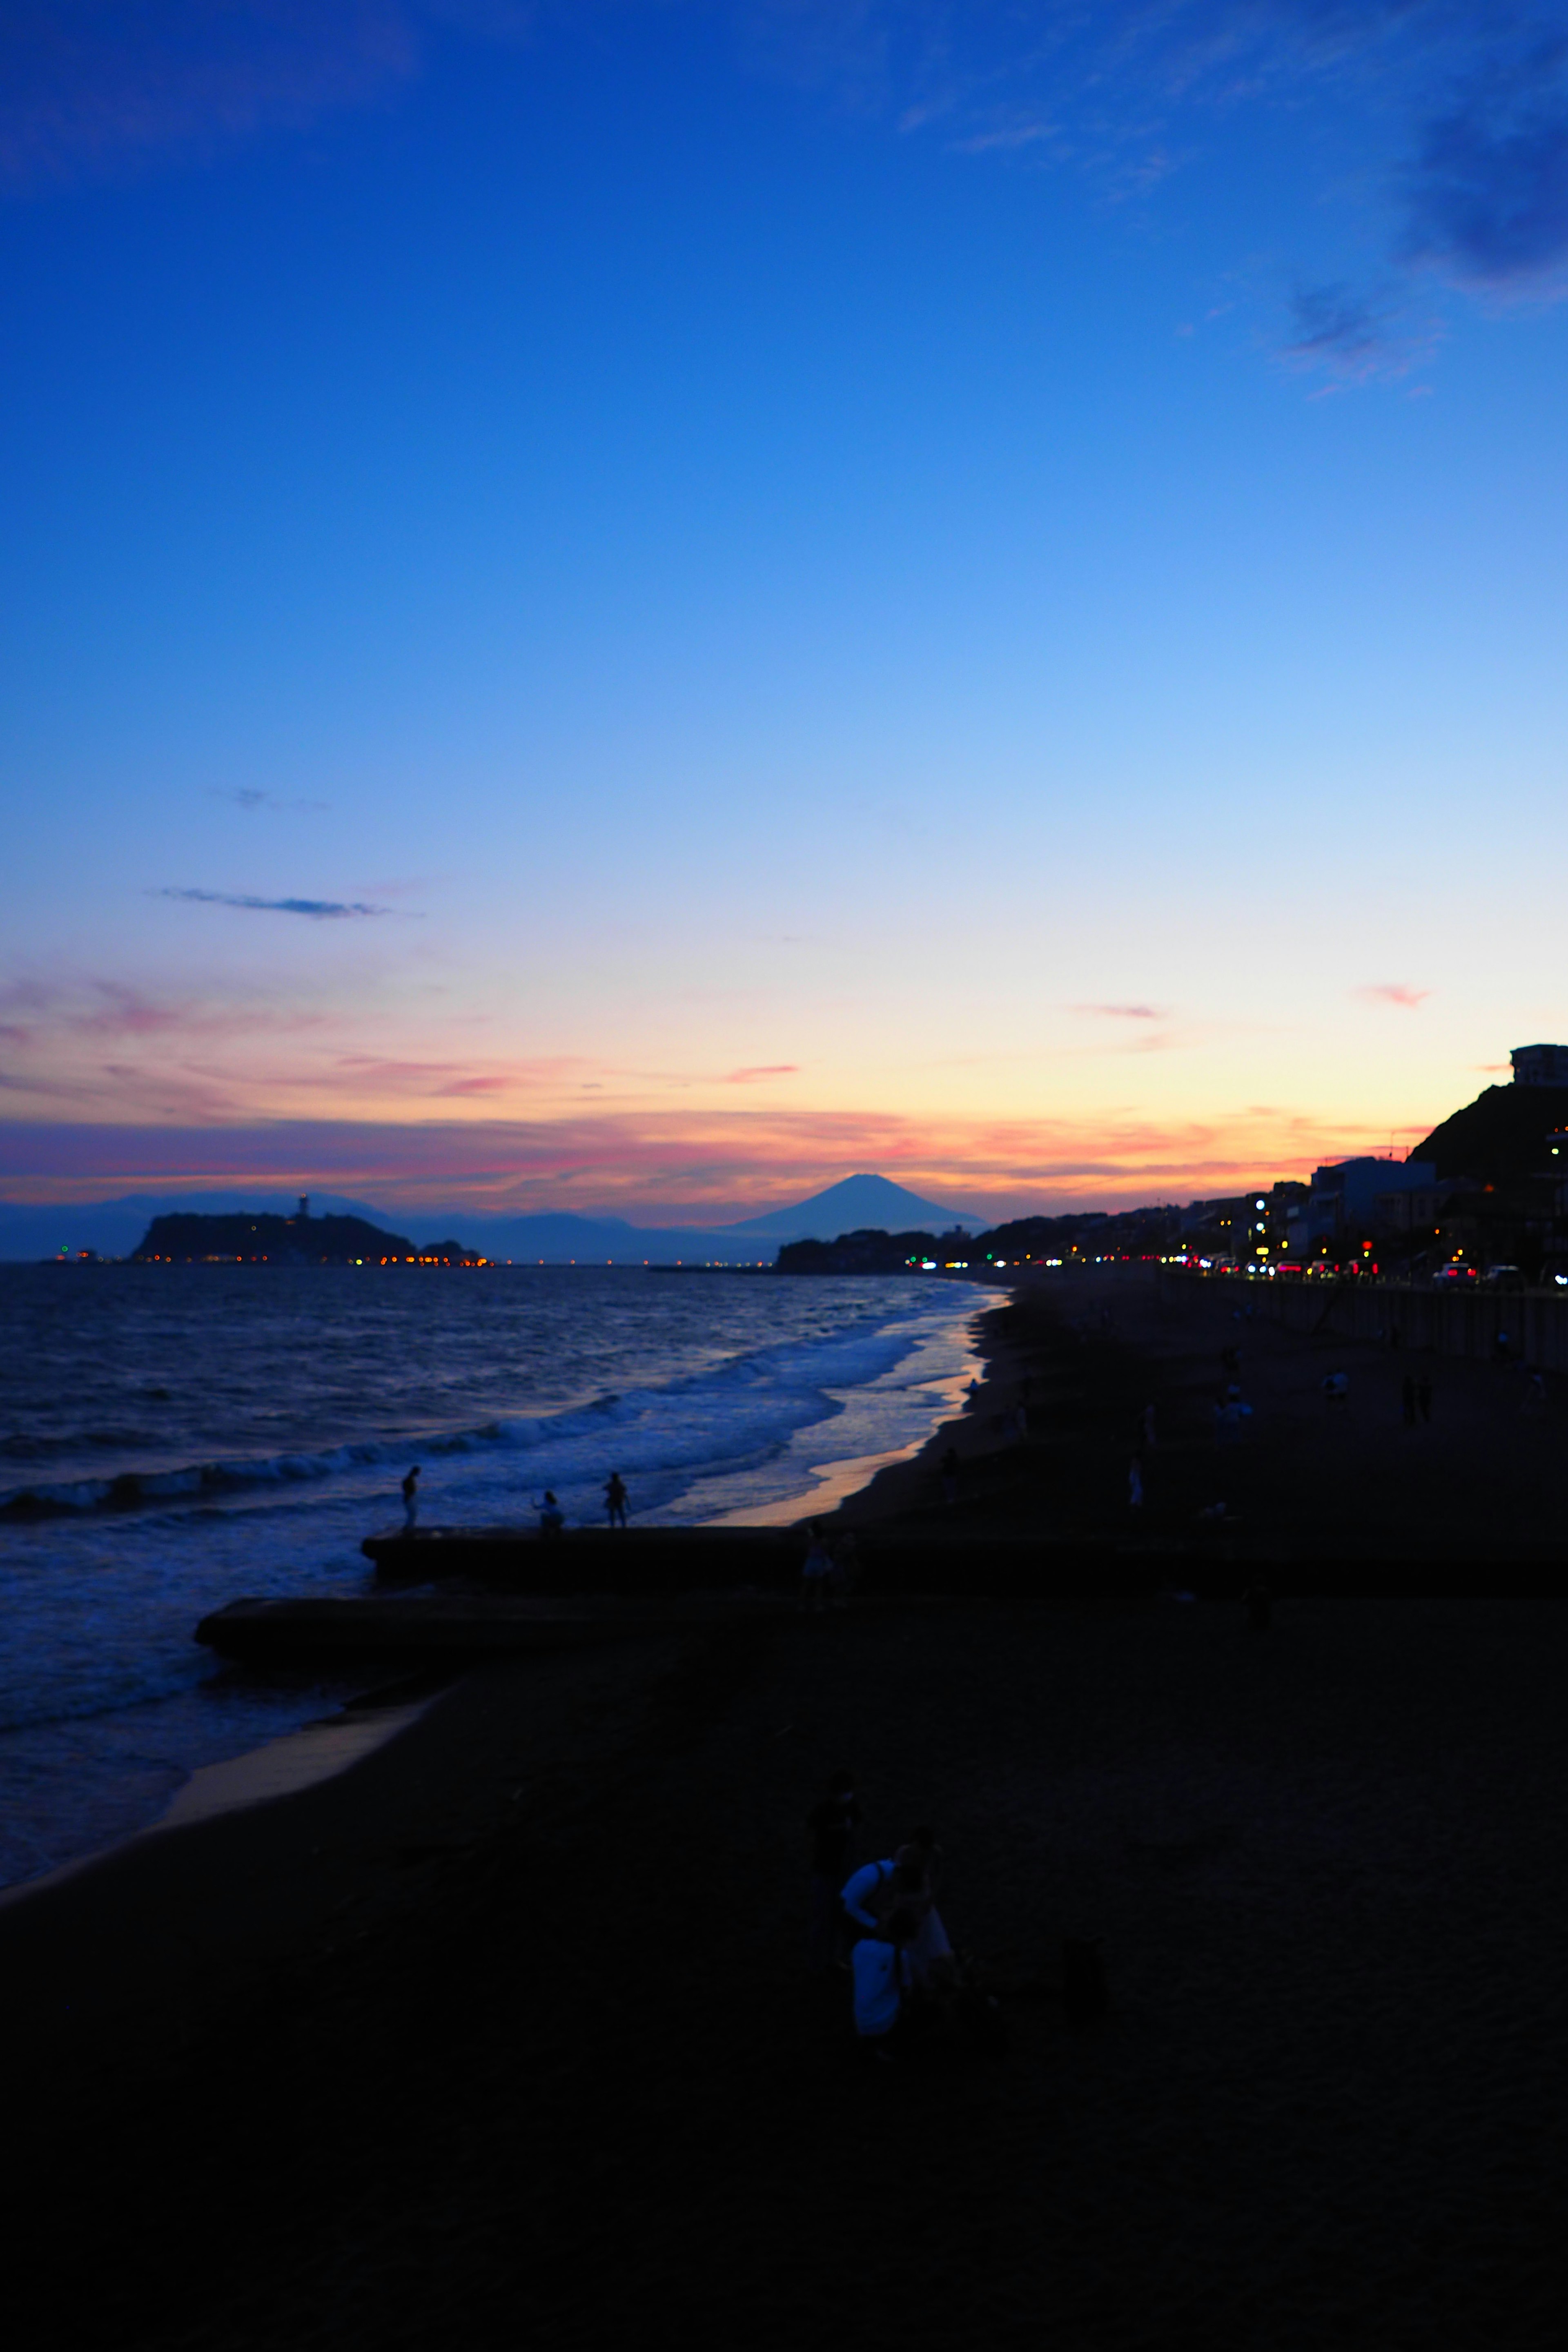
[3,0,1567,1221]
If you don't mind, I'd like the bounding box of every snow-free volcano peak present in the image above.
[724,1174,984,1241]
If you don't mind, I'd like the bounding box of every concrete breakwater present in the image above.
[362,1523,807,1591]
[1162,1270,1568,1370]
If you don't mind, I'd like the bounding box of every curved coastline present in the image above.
[0,1282,1006,1905]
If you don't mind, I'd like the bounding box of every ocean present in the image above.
[0,1263,984,1889]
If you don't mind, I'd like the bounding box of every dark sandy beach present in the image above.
[4,1271,1566,2348]
[835,1264,1568,1575]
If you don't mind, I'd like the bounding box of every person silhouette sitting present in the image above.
[539,1490,565,1537]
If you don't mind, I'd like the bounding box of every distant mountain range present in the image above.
[0,1173,982,1263]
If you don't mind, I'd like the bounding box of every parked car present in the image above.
[1483,1265,1526,1288]
[1432,1263,1478,1285]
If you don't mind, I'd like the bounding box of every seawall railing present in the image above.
[1157,1270,1568,1371]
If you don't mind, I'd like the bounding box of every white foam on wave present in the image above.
[0,1296,958,1522]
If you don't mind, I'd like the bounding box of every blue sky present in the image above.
[3,2,1566,1216]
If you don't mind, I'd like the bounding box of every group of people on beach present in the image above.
[534,1473,632,1532]
[396,1468,631,1533]
[807,1769,980,2061]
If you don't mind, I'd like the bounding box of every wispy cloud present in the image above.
[0,973,328,1042]
[154,887,398,919]
[1061,1000,1205,1056]
[1278,280,1441,385]
[0,0,530,186]
[13,2,1568,360]
[1354,982,1432,1008]
[76,982,189,1037]
[722,1063,800,1083]
[742,2,1568,373]
[1074,1002,1166,1021]
[209,787,330,813]
[953,119,1054,155]
[321,1054,589,1096]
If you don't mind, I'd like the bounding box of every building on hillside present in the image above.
[1428,1174,1560,1277]
[1372,1183,1447,1236]
[1286,1157,1437,1259]
[1180,1182,1305,1263]
[1179,1196,1247,1257]
[1511,1044,1568,1087]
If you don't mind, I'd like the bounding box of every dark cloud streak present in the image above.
[209,787,331,813]
[1279,280,1440,383]
[155,888,398,920]
[1405,48,1568,288]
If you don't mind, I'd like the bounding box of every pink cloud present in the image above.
[78,983,191,1038]
[1067,1004,1185,1055]
[2,974,330,1048]
[323,1055,589,1095]
[722,1065,800,1084]
[0,1101,1422,1220]
[1354,983,1432,1008]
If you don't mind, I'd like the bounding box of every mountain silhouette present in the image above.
[724,1172,982,1240]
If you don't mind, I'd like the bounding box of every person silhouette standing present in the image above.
[604,1472,629,1528]
[401,1466,421,1529]
[800,1523,833,1611]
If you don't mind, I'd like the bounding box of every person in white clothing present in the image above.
[887,1837,953,1985]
